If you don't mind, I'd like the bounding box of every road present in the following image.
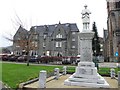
[1,61,119,68]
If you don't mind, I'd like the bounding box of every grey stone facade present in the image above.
[13,23,79,57]
[13,26,28,56]
[107,1,120,62]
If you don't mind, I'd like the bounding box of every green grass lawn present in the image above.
[1,62,119,88]
[1,62,63,88]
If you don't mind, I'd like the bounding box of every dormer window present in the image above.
[65,24,69,27]
[56,34,62,38]
[55,24,57,27]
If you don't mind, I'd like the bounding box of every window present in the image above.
[34,42,38,47]
[30,50,37,56]
[43,34,47,39]
[44,34,46,39]
[116,1,120,8]
[72,32,75,35]
[65,24,69,26]
[56,34,62,38]
[31,41,38,47]
[17,38,20,40]
[16,45,20,47]
[34,26,37,29]
[72,46,75,48]
[16,51,21,55]
[56,42,62,47]
[34,35,38,39]
[72,38,75,41]
[34,51,38,55]
[55,24,57,27]
[100,44,103,47]
[43,42,46,47]
[100,49,103,51]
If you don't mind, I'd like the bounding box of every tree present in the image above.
[2,48,11,54]
[92,22,100,56]
[4,13,37,66]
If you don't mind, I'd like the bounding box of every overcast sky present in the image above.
[0,0,108,47]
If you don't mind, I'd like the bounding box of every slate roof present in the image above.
[30,23,79,36]
[14,26,28,40]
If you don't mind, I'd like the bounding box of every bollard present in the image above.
[63,66,67,75]
[38,70,47,88]
[54,68,60,80]
[110,68,115,79]
[118,71,120,86]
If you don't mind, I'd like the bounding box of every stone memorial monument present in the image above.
[64,5,109,88]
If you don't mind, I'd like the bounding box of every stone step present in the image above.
[64,79,109,88]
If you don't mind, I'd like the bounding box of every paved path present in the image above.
[0,81,6,89]
[24,74,118,88]
[99,63,118,68]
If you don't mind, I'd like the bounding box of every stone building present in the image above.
[103,29,109,61]
[13,23,79,57]
[13,26,28,56]
[107,1,120,62]
[99,37,104,56]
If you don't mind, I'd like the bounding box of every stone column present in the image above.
[118,71,120,86]
[63,66,67,75]
[54,68,60,80]
[110,68,115,79]
[38,70,47,88]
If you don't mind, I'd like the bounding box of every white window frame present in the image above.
[56,42,59,47]
[56,34,62,38]
[72,46,75,48]
[72,38,75,41]
[43,34,47,39]
[34,42,38,47]
[43,42,46,47]
[35,35,38,39]
[56,42,62,47]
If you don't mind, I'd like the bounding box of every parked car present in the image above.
[9,55,19,61]
[1,54,9,61]
[29,55,39,63]
[62,56,71,64]
[17,55,27,62]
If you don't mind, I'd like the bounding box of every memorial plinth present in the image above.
[64,5,109,88]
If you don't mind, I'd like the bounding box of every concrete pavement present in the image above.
[24,74,118,88]
[0,81,7,89]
